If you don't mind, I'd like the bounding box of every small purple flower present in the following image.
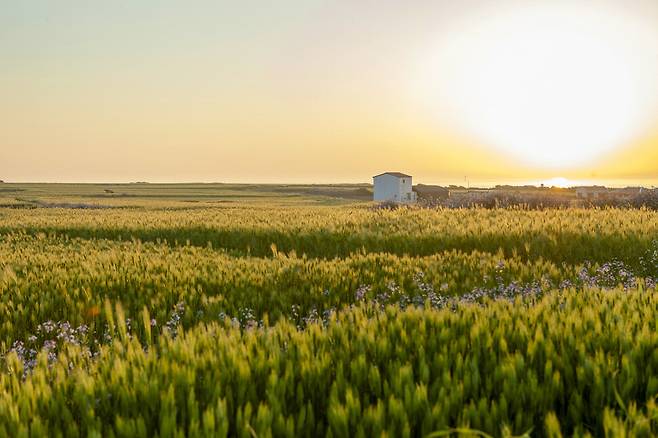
[355,285,370,301]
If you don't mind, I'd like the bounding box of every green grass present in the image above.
[3,289,658,437]
[0,186,657,436]
[0,183,372,207]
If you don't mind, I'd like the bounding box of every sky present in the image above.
[2,0,658,186]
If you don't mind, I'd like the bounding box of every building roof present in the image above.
[373,172,412,179]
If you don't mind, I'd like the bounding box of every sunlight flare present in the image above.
[543,177,572,188]
[421,3,658,169]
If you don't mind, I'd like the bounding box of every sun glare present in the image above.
[420,3,658,170]
[543,177,572,188]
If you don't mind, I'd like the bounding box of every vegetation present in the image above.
[0,186,657,436]
[437,188,658,211]
[0,206,655,267]
[3,289,658,437]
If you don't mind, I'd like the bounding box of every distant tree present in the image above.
[631,189,658,210]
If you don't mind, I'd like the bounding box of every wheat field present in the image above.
[0,184,657,436]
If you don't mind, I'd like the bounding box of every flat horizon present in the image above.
[2,177,657,189]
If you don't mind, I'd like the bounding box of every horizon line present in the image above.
[1,179,656,189]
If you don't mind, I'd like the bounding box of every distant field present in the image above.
[0,183,373,208]
[0,185,657,436]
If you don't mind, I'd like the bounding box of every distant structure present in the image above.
[613,187,644,200]
[373,172,417,203]
[574,186,644,201]
[574,186,609,200]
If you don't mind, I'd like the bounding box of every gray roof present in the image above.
[373,172,412,179]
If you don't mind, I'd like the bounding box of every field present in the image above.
[0,184,657,437]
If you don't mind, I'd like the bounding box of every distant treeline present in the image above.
[413,188,658,210]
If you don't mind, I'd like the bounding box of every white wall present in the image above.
[373,174,416,203]
[399,177,413,202]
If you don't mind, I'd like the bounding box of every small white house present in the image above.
[373,172,417,204]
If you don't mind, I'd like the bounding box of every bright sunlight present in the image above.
[422,2,658,170]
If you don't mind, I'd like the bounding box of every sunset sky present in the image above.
[2,0,658,186]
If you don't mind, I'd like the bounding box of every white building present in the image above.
[373,172,417,203]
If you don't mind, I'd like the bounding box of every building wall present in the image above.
[373,175,416,203]
[399,177,413,201]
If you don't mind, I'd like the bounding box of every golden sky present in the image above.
[1,0,657,185]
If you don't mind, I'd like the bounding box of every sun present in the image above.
[419,3,658,169]
[543,177,572,188]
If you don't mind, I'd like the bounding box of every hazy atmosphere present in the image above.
[2,3,658,436]
[2,0,658,185]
